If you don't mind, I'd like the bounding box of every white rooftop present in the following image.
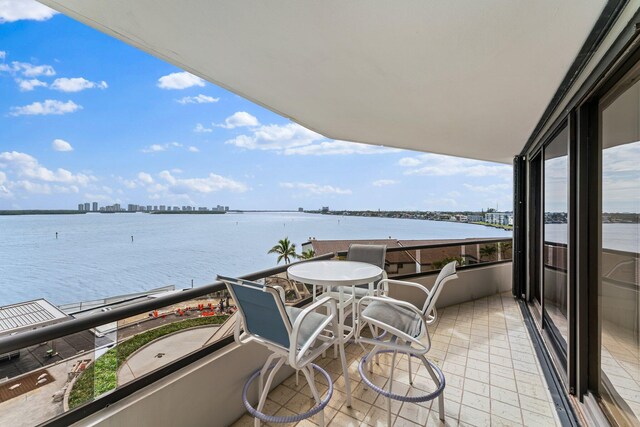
[0,299,68,336]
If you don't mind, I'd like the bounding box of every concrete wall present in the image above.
[388,262,512,309]
[73,341,292,427]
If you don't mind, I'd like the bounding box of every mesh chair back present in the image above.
[422,261,457,315]
[218,275,292,348]
[347,244,386,288]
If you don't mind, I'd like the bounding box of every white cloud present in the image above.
[177,94,219,104]
[398,157,421,167]
[0,51,5,59]
[0,1,58,23]
[188,146,200,153]
[50,77,108,92]
[194,123,212,133]
[52,139,73,152]
[157,72,205,90]
[216,111,259,129]
[462,183,511,193]
[280,182,352,195]
[284,140,398,156]
[16,78,47,91]
[226,122,398,156]
[137,172,154,184]
[9,99,82,116]
[1,61,56,77]
[156,170,247,193]
[142,144,166,153]
[140,142,183,153]
[373,179,399,187]
[0,151,95,187]
[226,123,315,150]
[0,171,9,196]
[399,153,512,180]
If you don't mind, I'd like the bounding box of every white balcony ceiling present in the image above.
[39,0,607,163]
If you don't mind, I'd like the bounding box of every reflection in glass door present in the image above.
[544,127,569,351]
[599,74,640,424]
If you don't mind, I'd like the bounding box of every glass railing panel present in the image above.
[385,239,512,279]
[0,292,235,425]
[73,292,234,410]
[0,325,101,426]
[0,270,318,425]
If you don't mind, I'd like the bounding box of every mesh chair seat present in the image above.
[285,306,330,347]
[361,300,422,338]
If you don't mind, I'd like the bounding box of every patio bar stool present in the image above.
[218,275,344,427]
[354,261,458,426]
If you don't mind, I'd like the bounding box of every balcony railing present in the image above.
[0,238,512,426]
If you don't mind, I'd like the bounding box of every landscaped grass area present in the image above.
[68,315,228,409]
[471,221,513,231]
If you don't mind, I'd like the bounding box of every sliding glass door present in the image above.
[599,70,640,425]
[543,127,570,353]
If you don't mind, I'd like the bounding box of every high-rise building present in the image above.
[159,205,166,211]
[153,206,158,211]
[78,203,84,211]
[84,202,90,211]
[92,202,98,212]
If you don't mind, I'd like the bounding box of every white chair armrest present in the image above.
[272,285,286,302]
[289,296,337,365]
[376,278,431,297]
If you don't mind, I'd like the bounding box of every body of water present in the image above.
[545,223,639,252]
[0,212,512,306]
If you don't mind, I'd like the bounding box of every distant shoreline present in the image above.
[0,210,227,216]
[0,210,86,216]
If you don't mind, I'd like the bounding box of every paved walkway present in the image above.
[118,326,219,383]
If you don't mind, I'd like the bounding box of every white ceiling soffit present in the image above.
[39,1,607,164]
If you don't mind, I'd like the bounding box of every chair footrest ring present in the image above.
[358,350,445,403]
[242,363,333,424]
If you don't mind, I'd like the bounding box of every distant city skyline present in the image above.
[0,1,513,212]
[75,201,229,213]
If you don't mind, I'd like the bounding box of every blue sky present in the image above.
[0,1,513,211]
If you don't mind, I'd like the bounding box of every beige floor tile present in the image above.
[461,390,490,413]
[463,378,489,396]
[398,401,431,426]
[490,400,523,424]
[521,409,557,427]
[458,405,491,427]
[329,410,366,427]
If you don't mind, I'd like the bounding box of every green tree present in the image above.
[479,244,498,261]
[432,256,464,270]
[499,241,512,259]
[298,249,316,260]
[268,237,297,264]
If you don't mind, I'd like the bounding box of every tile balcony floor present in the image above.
[232,293,561,427]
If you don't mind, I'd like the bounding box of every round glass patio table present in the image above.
[287,260,383,288]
